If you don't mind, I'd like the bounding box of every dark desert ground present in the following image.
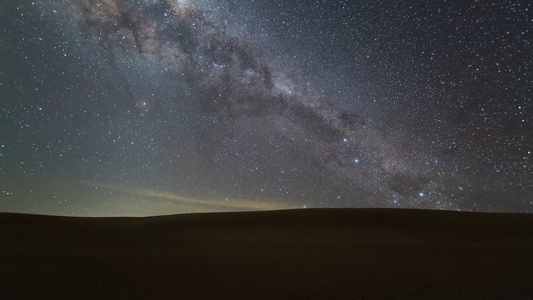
[2,208,533,299]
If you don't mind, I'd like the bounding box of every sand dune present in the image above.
[1,209,533,299]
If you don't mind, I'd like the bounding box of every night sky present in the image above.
[0,0,531,216]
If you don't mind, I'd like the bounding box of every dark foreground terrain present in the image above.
[1,209,533,299]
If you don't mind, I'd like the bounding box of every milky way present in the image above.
[0,0,531,215]
[67,0,432,203]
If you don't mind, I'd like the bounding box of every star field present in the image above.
[0,0,531,215]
